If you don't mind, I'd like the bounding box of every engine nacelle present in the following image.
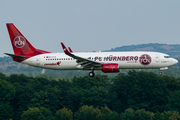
[102,63,119,73]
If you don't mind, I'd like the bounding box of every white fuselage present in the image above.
[21,51,178,70]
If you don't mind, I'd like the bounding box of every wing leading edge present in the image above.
[61,43,102,69]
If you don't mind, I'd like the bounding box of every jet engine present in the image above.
[102,63,119,73]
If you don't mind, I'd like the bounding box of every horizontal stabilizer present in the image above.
[4,53,26,58]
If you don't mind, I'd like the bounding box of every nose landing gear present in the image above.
[159,71,162,76]
[158,67,168,76]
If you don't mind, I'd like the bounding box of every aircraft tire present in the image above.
[89,72,95,77]
[159,72,162,76]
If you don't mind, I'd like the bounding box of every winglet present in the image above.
[61,42,70,55]
[68,47,73,53]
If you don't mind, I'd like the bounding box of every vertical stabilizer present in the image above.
[6,23,37,56]
[6,23,50,60]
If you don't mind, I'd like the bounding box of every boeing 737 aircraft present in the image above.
[5,23,178,77]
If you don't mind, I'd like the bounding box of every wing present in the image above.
[61,43,102,69]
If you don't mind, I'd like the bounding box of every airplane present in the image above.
[5,23,178,77]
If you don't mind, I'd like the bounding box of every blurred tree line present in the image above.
[1,71,180,120]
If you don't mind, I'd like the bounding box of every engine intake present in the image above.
[102,63,119,73]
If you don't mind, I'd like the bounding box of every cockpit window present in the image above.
[164,56,169,58]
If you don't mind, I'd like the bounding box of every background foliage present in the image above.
[1,71,180,119]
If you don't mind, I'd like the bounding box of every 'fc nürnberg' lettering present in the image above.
[91,55,139,61]
[13,36,26,48]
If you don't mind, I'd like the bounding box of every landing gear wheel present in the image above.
[89,72,95,77]
[159,72,162,76]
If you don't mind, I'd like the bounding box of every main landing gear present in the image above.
[89,69,95,77]
[89,72,95,77]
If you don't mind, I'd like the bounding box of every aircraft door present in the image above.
[155,54,160,63]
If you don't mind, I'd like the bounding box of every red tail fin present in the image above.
[6,23,50,58]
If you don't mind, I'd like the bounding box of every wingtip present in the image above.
[68,47,73,53]
[61,42,70,55]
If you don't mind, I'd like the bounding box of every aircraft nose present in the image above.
[172,58,178,65]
